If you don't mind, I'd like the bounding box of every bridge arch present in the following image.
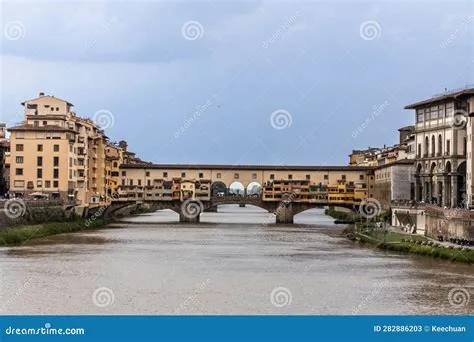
[211,181,228,196]
[229,181,245,195]
[246,181,262,196]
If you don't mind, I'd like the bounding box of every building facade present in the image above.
[8,93,108,205]
[405,87,474,208]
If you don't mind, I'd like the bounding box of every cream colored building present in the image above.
[405,86,474,208]
[8,92,107,206]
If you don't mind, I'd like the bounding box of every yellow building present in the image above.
[8,92,107,206]
[105,143,123,200]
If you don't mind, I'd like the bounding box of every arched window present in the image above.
[431,136,436,157]
[438,134,442,156]
[425,136,429,157]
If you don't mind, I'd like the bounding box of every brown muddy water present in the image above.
[0,205,472,314]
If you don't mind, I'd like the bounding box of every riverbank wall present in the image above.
[392,204,474,240]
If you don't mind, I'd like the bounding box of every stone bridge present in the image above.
[107,196,354,224]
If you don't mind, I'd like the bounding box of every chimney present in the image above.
[39,92,45,97]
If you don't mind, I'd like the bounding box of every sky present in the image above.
[1,0,473,166]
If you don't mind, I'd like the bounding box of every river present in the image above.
[0,205,472,315]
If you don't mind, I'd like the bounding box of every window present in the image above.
[163,172,168,178]
[15,156,23,163]
[13,180,24,187]
[417,109,424,123]
[37,169,42,179]
[138,179,142,186]
[359,175,364,180]
[53,181,58,188]
[146,171,150,177]
[217,173,221,179]
[234,173,239,179]
[42,121,47,126]
[37,144,43,152]
[37,180,42,187]
[181,172,186,178]
[446,140,451,155]
[16,132,24,139]
[53,168,59,178]
[252,173,257,180]
[121,179,125,186]
[417,144,421,157]
[306,174,310,180]
[16,144,24,152]
[270,174,275,180]
[199,173,204,178]
[130,179,134,186]
[324,175,329,180]
[53,144,59,152]
[45,181,51,188]
[288,174,293,180]
[16,168,23,175]
[122,171,126,177]
[53,157,59,167]
[37,156,43,166]
[147,180,151,186]
[341,175,346,180]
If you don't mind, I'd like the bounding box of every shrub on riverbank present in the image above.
[0,218,108,246]
[344,226,474,264]
[325,209,359,221]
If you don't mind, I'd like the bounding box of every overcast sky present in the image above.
[1,0,473,165]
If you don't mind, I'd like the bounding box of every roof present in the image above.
[398,125,414,131]
[7,124,76,133]
[404,87,474,109]
[120,163,374,172]
[21,95,74,107]
[374,159,414,170]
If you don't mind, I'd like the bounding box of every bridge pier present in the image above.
[275,203,295,224]
[179,212,200,223]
